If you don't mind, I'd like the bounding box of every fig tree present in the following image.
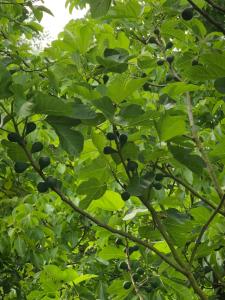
[37,181,49,193]
[123,281,132,290]
[25,122,36,135]
[182,8,193,21]
[14,162,29,173]
[39,156,50,170]
[121,191,130,201]
[31,142,43,153]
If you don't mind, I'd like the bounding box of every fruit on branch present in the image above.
[192,59,198,66]
[7,132,23,144]
[154,28,160,35]
[127,160,138,172]
[132,273,139,281]
[121,191,130,201]
[166,74,173,81]
[123,281,132,289]
[148,36,157,44]
[166,41,173,49]
[115,238,124,246]
[119,134,128,147]
[103,146,117,154]
[46,176,58,188]
[155,173,164,181]
[128,245,139,255]
[37,181,49,193]
[14,162,29,173]
[25,122,36,135]
[39,156,50,170]
[166,55,174,64]
[103,74,109,84]
[137,267,145,275]
[31,142,43,153]
[181,8,193,21]
[106,132,116,141]
[119,261,128,270]
[157,59,164,66]
[153,182,163,190]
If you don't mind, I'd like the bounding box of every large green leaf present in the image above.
[88,191,125,211]
[157,115,187,141]
[89,0,112,18]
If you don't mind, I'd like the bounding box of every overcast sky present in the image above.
[41,0,87,39]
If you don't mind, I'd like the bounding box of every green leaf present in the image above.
[88,191,125,211]
[161,82,200,98]
[50,123,84,156]
[98,246,126,260]
[168,144,206,174]
[214,77,225,94]
[2,140,28,162]
[89,0,112,18]
[107,74,146,103]
[77,178,107,200]
[157,115,187,141]
[93,96,115,120]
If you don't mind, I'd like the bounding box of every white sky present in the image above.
[41,0,87,40]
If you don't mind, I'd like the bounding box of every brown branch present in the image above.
[204,0,225,14]
[187,0,225,35]
[190,194,225,264]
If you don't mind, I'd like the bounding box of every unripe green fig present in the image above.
[106,132,116,141]
[25,122,36,135]
[7,132,23,144]
[166,55,174,64]
[127,160,138,172]
[31,142,43,153]
[153,182,163,190]
[148,36,157,44]
[14,162,29,173]
[37,181,49,193]
[137,267,145,275]
[121,191,130,201]
[103,74,109,84]
[119,261,128,270]
[103,146,117,155]
[123,281,132,290]
[119,134,128,147]
[166,41,173,49]
[155,173,164,181]
[157,59,164,66]
[39,156,50,170]
[181,8,193,21]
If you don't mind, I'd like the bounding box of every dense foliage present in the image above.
[0,0,225,299]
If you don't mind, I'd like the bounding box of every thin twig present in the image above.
[204,0,225,14]
[190,194,225,264]
[187,0,225,35]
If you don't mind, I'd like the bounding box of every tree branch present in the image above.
[187,0,225,35]
[190,194,225,264]
[204,0,225,14]
[185,92,224,202]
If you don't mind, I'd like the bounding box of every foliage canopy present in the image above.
[0,0,225,299]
